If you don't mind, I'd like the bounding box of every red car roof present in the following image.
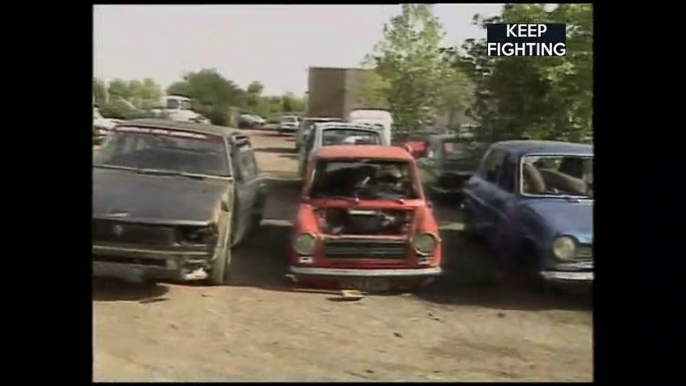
[315,145,414,161]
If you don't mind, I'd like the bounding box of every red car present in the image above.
[394,129,453,158]
[287,145,443,292]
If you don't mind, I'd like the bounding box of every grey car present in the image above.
[295,117,343,151]
[93,119,268,285]
[298,122,390,178]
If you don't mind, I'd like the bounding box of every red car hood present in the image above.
[295,198,436,235]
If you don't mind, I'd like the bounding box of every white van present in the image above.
[152,95,210,124]
[347,109,393,144]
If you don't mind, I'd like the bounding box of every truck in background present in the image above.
[306,67,374,120]
[347,108,393,145]
[306,67,392,142]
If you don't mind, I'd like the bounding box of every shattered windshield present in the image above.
[309,159,420,201]
[321,129,382,146]
[521,154,593,199]
[93,126,231,177]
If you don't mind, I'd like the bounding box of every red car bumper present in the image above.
[287,266,442,292]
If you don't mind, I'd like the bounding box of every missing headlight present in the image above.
[177,224,219,245]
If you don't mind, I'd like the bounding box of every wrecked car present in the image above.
[298,122,388,178]
[461,140,593,289]
[416,135,489,203]
[393,128,453,158]
[288,145,442,293]
[93,119,267,285]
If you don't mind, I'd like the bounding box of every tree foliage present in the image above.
[449,3,593,142]
[94,71,308,125]
[359,4,473,132]
[364,4,448,132]
[92,78,108,106]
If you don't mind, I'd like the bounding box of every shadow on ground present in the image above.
[93,278,170,303]
[415,228,592,312]
[229,178,301,292]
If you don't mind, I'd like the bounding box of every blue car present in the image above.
[460,140,593,287]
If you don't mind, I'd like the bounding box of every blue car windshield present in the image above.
[521,155,593,198]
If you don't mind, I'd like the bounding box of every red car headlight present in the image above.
[293,232,317,255]
[413,232,439,255]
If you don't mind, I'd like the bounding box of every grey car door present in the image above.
[490,152,518,247]
[230,136,266,245]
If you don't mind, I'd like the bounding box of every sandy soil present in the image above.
[93,128,593,382]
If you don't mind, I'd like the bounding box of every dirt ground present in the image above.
[93,129,592,382]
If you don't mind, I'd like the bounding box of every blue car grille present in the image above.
[576,245,593,260]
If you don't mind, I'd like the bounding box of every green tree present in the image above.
[281,92,305,114]
[93,78,108,106]
[356,67,390,110]
[165,69,246,125]
[452,4,593,142]
[107,79,131,100]
[247,81,264,95]
[126,78,163,109]
[244,81,266,116]
[366,4,449,132]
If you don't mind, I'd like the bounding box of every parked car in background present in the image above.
[238,114,261,129]
[93,106,123,147]
[393,127,454,158]
[416,135,489,202]
[92,119,267,285]
[298,122,388,178]
[295,117,344,151]
[151,95,210,124]
[278,115,300,135]
[288,145,442,292]
[461,140,593,289]
[251,115,266,126]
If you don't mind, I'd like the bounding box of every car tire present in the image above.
[207,245,231,285]
[512,244,546,293]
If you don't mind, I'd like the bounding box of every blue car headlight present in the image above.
[552,236,576,261]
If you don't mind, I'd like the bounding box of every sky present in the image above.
[93,4,504,96]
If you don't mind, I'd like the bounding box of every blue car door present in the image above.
[462,147,502,237]
[477,148,505,242]
[489,152,519,253]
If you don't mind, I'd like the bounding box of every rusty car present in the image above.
[416,135,489,203]
[461,140,593,290]
[92,119,267,285]
[287,145,443,293]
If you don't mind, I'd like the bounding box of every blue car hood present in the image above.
[523,199,593,244]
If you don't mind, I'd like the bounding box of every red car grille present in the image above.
[322,238,407,259]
